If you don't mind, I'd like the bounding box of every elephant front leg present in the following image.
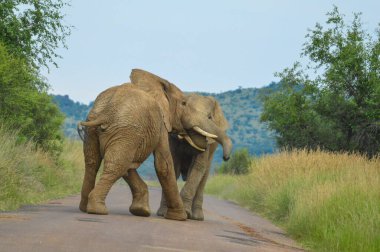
[157,147,181,217]
[180,153,208,219]
[154,132,186,221]
[191,166,210,221]
[123,169,151,217]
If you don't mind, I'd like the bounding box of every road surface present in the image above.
[0,185,303,252]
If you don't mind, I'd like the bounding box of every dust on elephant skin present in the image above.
[78,69,191,221]
[158,94,232,220]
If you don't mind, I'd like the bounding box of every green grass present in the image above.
[205,150,380,252]
[0,126,84,211]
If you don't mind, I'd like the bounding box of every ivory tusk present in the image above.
[193,126,218,138]
[184,135,206,152]
[178,135,184,140]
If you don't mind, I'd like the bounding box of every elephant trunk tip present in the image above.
[222,137,233,162]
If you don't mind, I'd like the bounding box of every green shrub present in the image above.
[217,148,251,175]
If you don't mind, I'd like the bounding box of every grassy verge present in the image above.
[205,150,380,252]
[0,127,84,211]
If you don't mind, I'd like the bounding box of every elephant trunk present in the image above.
[192,122,232,161]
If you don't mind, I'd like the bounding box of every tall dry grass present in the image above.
[206,149,380,252]
[0,126,84,210]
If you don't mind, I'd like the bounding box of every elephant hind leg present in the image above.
[156,191,167,217]
[80,127,102,213]
[87,147,131,215]
[123,169,151,217]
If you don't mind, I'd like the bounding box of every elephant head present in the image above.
[130,69,186,133]
[130,70,232,161]
[178,93,232,161]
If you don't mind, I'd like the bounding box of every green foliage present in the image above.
[0,43,64,156]
[261,6,380,157]
[0,0,71,69]
[0,0,70,155]
[0,126,84,211]
[217,148,251,175]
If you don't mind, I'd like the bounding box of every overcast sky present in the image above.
[44,1,380,104]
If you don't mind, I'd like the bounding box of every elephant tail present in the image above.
[77,117,107,141]
[79,119,103,127]
[77,123,85,141]
[79,117,109,132]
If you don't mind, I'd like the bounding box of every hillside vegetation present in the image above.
[205,150,380,252]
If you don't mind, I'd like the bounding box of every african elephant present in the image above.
[78,69,231,221]
[159,94,231,220]
[125,94,232,220]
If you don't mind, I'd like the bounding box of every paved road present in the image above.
[0,185,303,252]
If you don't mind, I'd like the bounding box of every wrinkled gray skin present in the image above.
[158,94,232,220]
[126,94,232,220]
[78,69,232,221]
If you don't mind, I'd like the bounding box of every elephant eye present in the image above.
[181,101,186,106]
[208,115,212,119]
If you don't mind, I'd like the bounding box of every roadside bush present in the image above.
[217,148,251,175]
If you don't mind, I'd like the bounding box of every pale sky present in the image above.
[44,1,380,104]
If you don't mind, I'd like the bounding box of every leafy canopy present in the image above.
[261,6,380,157]
[0,0,71,69]
[0,0,70,156]
[0,43,64,156]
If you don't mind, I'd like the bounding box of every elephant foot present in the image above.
[129,202,150,217]
[79,198,87,213]
[86,193,108,215]
[191,207,204,221]
[156,206,167,217]
[182,200,193,219]
[129,190,150,217]
[164,207,187,221]
[185,206,192,219]
[180,192,193,219]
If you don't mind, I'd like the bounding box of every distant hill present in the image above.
[52,83,277,179]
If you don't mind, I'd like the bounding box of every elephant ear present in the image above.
[130,69,173,132]
[209,97,229,131]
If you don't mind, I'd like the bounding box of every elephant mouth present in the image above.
[178,126,217,152]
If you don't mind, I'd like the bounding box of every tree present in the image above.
[0,1,71,156]
[0,42,64,156]
[217,148,251,175]
[261,6,380,157]
[0,0,71,69]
